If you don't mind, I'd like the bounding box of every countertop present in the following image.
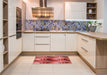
[22,31,107,40]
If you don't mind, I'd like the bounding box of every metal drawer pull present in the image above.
[35,36,49,38]
[9,34,16,37]
[36,43,49,45]
[81,47,88,52]
[81,38,88,42]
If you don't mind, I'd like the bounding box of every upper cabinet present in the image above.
[87,3,97,19]
[8,0,16,36]
[0,0,3,38]
[65,2,86,20]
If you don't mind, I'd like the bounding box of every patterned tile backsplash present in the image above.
[25,20,90,31]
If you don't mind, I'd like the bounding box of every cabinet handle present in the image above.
[81,47,88,52]
[81,38,88,42]
[9,34,16,37]
[35,36,49,38]
[36,43,49,45]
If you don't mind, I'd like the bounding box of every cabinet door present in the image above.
[88,37,96,68]
[0,0,3,38]
[51,33,66,51]
[22,33,35,51]
[66,34,77,51]
[0,40,3,72]
[8,0,16,36]
[16,38,22,54]
[8,36,17,64]
[65,2,86,19]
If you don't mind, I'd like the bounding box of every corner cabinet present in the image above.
[65,2,86,19]
[66,33,77,51]
[51,33,66,51]
[78,34,96,68]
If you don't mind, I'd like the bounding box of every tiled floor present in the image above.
[2,55,96,75]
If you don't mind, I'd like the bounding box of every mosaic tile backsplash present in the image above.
[25,20,90,31]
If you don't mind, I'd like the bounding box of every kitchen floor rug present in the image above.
[33,56,71,64]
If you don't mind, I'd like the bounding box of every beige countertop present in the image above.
[22,31,107,40]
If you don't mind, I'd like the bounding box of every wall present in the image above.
[25,20,97,32]
[22,1,26,31]
[94,0,104,32]
[23,0,94,20]
[16,0,23,8]
[104,0,107,33]
[47,0,65,20]
[23,0,39,20]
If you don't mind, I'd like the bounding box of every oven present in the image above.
[16,7,22,39]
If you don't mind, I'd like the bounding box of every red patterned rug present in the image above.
[33,56,71,64]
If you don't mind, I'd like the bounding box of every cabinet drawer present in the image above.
[79,35,89,44]
[35,45,50,51]
[35,37,50,44]
[35,33,50,37]
[80,46,89,55]
[51,33,65,37]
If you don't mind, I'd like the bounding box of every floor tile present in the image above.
[2,56,96,75]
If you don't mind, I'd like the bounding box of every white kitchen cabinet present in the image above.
[8,0,16,36]
[16,38,22,54]
[51,33,66,51]
[35,45,50,51]
[66,34,77,51]
[47,0,64,20]
[0,0,3,39]
[22,33,35,51]
[35,33,50,51]
[78,35,96,68]
[0,40,3,73]
[65,2,86,19]
[87,37,96,68]
[8,36,17,64]
[0,52,3,73]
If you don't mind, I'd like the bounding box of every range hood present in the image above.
[32,0,54,19]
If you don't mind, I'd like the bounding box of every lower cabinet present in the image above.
[0,40,3,73]
[22,33,35,51]
[78,35,96,68]
[16,38,22,54]
[22,33,77,52]
[66,34,77,51]
[35,33,50,51]
[8,36,17,64]
[51,33,66,51]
